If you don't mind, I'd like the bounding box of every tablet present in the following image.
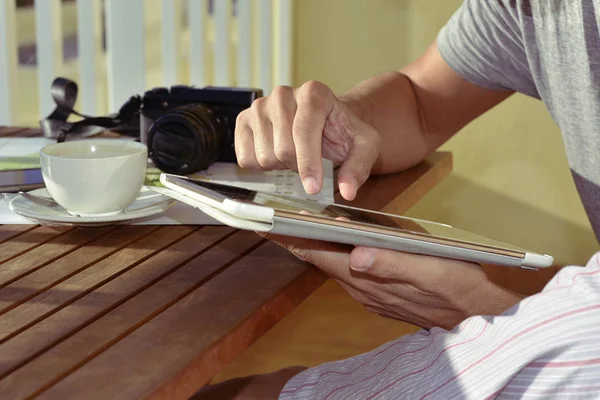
[154,173,554,270]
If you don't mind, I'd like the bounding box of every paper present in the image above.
[0,137,335,225]
[0,194,33,224]
[145,159,335,203]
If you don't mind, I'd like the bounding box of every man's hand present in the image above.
[234,81,381,201]
[232,40,522,331]
[190,366,307,400]
[261,233,524,330]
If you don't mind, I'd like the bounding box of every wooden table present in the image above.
[0,127,452,399]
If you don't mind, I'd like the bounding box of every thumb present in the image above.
[349,246,417,281]
[337,125,380,201]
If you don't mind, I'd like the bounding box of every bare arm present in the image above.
[339,40,515,175]
[235,41,514,200]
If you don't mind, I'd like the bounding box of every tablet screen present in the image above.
[185,179,529,253]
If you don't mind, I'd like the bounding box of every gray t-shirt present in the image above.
[437,0,600,240]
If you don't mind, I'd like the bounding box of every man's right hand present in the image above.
[234,81,381,201]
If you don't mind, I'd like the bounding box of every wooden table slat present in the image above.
[0,226,72,266]
[0,228,262,399]
[39,242,324,400]
[0,127,40,137]
[0,225,161,316]
[0,225,202,390]
[0,226,197,347]
[0,226,118,290]
[0,225,38,245]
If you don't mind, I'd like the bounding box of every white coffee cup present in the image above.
[39,139,148,216]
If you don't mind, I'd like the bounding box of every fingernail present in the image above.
[303,177,319,194]
[339,182,357,201]
[351,249,375,271]
[339,177,357,201]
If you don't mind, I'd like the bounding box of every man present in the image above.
[194,0,600,398]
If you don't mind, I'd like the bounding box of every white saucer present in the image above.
[8,186,175,227]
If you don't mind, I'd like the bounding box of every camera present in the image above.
[40,78,262,175]
[140,85,263,175]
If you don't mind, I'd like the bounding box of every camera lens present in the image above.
[146,104,226,175]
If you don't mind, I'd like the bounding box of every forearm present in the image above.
[337,42,513,176]
[338,71,432,174]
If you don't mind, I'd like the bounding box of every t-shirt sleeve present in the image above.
[437,0,539,98]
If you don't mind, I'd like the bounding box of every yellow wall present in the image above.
[293,0,598,267]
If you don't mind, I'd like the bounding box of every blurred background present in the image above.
[2,0,598,380]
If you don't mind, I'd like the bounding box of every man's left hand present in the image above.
[261,233,523,330]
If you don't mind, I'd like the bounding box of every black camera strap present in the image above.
[39,77,142,142]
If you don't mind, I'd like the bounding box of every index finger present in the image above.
[292,81,335,195]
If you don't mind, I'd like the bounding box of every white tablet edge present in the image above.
[159,174,276,223]
[156,174,554,270]
[523,252,554,269]
[148,186,272,232]
[159,174,227,210]
[269,214,553,269]
[209,196,553,268]
[222,199,275,222]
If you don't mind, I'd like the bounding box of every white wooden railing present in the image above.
[0,0,292,126]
